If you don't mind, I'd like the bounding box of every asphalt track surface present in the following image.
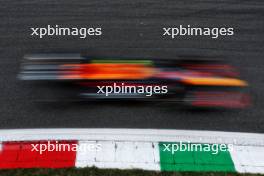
[0,0,264,132]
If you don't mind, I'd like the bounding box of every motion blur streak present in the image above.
[18,54,250,108]
[181,77,247,86]
[190,92,250,108]
[60,63,156,80]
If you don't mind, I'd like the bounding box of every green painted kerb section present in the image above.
[159,142,235,172]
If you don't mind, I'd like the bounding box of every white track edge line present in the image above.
[0,128,263,146]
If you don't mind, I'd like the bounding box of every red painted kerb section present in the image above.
[0,140,77,169]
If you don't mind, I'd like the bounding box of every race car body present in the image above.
[18,54,250,108]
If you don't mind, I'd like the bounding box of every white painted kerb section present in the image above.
[76,141,160,170]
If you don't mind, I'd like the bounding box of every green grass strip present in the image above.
[0,167,262,176]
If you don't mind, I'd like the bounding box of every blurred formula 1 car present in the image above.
[18,54,250,108]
